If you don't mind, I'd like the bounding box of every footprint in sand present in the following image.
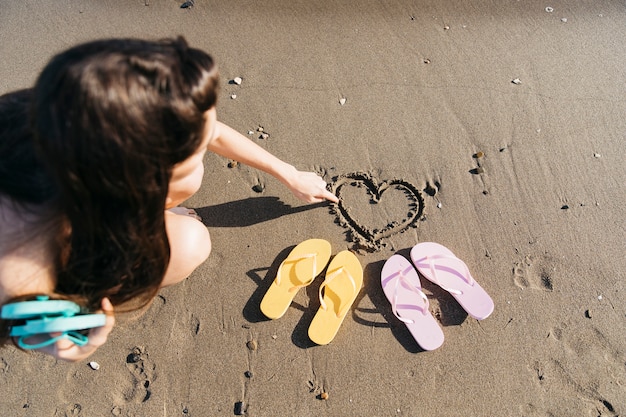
[512,254,555,291]
[54,403,82,417]
[124,346,156,403]
[524,323,624,416]
[526,358,620,416]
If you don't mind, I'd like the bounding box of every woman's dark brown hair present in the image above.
[32,37,219,312]
[0,89,63,346]
[0,89,57,205]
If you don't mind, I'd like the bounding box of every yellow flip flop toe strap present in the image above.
[275,252,319,292]
[318,266,358,318]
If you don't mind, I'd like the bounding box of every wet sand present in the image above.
[1,1,624,416]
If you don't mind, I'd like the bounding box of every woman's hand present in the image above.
[285,170,339,204]
[36,298,115,362]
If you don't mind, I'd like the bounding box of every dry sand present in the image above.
[1,1,625,416]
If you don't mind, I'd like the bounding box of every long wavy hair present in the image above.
[0,89,65,346]
[32,37,219,312]
[0,89,64,265]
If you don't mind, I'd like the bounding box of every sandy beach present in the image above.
[1,1,624,416]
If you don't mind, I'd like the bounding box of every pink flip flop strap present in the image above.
[275,252,319,292]
[414,253,474,295]
[382,265,429,324]
[318,266,357,318]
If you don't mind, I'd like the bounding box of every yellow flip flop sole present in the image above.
[308,250,363,345]
[260,239,332,320]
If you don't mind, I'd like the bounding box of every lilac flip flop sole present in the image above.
[381,254,444,351]
[410,242,494,320]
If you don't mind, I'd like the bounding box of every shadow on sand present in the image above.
[196,197,328,228]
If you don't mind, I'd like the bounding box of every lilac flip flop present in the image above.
[381,254,444,351]
[410,242,494,320]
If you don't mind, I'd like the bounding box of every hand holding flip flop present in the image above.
[1,296,115,362]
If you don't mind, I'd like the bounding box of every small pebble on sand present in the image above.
[233,77,243,85]
[246,340,258,351]
[512,78,522,85]
[230,94,237,99]
[545,6,554,13]
[88,361,100,370]
[339,98,347,106]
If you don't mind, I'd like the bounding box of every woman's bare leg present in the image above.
[161,210,211,287]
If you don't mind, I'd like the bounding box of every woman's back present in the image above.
[0,89,59,314]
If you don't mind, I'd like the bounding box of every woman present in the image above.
[1,36,336,361]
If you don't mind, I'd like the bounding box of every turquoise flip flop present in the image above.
[1,296,106,350]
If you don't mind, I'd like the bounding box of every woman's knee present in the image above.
[162,212,211,287]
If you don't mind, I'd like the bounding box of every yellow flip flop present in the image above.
[260,239,332,320]
[308,250,363,345]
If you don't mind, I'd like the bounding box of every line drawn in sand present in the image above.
[329,172,425,252]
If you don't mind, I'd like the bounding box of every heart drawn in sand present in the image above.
[329,172,425,251]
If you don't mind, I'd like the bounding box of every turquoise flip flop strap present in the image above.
[16,331,89,350]
[10,314,107,350]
